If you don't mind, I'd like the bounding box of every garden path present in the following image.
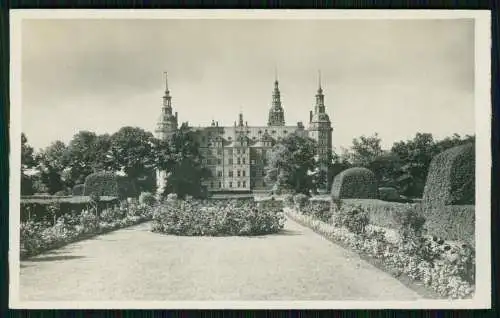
[19,218,421,301]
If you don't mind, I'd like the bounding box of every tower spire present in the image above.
[163,71,169,93]
[318,69,322,90]
[274,65,278,83]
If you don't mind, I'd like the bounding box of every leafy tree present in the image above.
[64,131,112,187]
[344,133,384,167]
[109,127,156,193]
[21,133,36,195]
[367,152,403,188]
[265,133,317,195]
[155,123,209,198]
[36,140,67,194]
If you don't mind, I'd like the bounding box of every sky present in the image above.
[20,18,475,152]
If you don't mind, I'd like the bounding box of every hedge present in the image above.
[72,184,85,196]
[21,196,119,223]
[84,172,119,197]
[331,167,378,200]
[422,143,475,207]
[422,205,475,246]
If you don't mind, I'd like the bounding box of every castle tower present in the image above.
[155,72,178,197]
[155,72,178,141]
[308,71,333,191]
[267,71,285,126]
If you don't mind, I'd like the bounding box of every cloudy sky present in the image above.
[20,18,475,152]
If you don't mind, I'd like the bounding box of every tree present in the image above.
[36,140,68,194]
[64,131,112,187]
[109,127,156,193]
[344,133,384,167]
[21,133,36,195]
[155,123,209,198]
[367,152,403,188]
[265,133,317,195]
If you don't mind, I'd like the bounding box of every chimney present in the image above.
[309,111,313,122]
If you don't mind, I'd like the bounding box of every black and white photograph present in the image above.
[9,10,491,309]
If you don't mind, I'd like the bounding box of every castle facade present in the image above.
[155,73,333,194]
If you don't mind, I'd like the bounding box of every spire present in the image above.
[274,65,278,85]
[163,71,170,95]
[318,69,322,92]
[268,72,285,126]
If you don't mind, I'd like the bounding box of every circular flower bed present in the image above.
[151,198,285,236]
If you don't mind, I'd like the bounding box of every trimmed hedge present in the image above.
[423,143,475,207]
[84,172,119,197]
[331,167,378,200]
[423,205,475,246]
[72,184,85,196]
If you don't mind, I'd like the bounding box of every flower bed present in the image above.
[151,198,285,236]
[285,207,475,299]
[20,201,153,259]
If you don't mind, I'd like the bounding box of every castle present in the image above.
[155,72,333,194]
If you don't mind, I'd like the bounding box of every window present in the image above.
[217,149,222,155]
[284,130,288,134]
[237,170,241,177]
[217,159,222,165]
[242,181,246,188]
[263,181,266,187]
[242,149,246,154]
[237,181,241,187]
[251,159,255,165]
[237,158,241,165]
[242,170,246,177]
[242,158,246,164]
[217,171,222,177]
[227,149,233,155]
[228,158,233,165]
[262,171,266,177]
[218,182,222,188]
[210,182,214,188]
[229,182,233,188]
[229,171,233,177]
[237,149,240,154]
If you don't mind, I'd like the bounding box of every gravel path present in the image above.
[19,218,421,301]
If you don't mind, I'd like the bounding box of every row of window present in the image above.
[205,157,269,166]
[210,170,266,178]
[208,180,268,189]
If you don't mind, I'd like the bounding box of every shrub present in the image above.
[139,192,156,206]
[331,167,378,200]
[166,193,178,201]
[72,184,85,196]
[54,190,67,196]
[379,187,400,202]
[293,193,309,210]
[304,200,332,223]
[151,199,285,236]
[333,205,370,235]
[84,172,119,197]
[393,205,426,240]
[423,143,475,207]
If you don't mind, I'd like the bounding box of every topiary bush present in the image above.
[422,143,475,207]
[72,184,85,196]
[331,167,378,200]
[83,172,119,197]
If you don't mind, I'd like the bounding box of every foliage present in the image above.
[265,133,317,195]
[378,187,400,202]
[303,200,332,223]
[117,176,139,199]
[293,193,309,210]
[422,205,475,246]
[83,171,119,197]
[139,191,156,206]
[331,167,378,199]
[21,133,37,195]
[332,205,370,235]
[422,143,475,207]
[393,205,426,240]
[283,194,294,208]
[109,127,157,193]
[343,133,384,167]
[151,199,285,236]
[155,123,209,199]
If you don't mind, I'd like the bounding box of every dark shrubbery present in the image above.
[72,184,85,196]
[151,199,285,236]
[139,192,156,207]
[378,187,400,202]
[422,143,475,207]
[332,204,370,235]
[331,167,378,200]
[117,176,139,199]
[84,172,119,197]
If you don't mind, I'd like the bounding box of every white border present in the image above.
[9,9,492,309]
